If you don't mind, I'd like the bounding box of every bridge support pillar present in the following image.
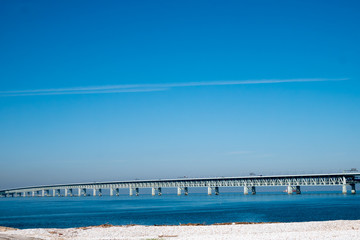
[151,187,156,196]
[158,187,162,196]
[77,188,81,197]
[64,189,68,197]
[296,186,301,194]
[52,189,56,197]
[207,187,219,195]
[251,186,256,195]
[177,187,188,195]
[287,185,293,194]
[129,188,139,196]
[110,188,114,196]
[351,184,356,194]
[244,186,249,195]
[32,191,35,197]
[41,190,45,197]
[92,189,96,196]
[22,192,26,197]
[342,184,347,194]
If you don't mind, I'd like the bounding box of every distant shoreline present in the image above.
[1,220,360,240]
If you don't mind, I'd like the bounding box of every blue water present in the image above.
[0,192,359,229]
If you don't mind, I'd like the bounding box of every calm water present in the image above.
[0,192,359,229]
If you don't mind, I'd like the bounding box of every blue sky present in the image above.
[0,0,359,188]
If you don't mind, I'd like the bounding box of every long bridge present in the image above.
[1,173,359,198]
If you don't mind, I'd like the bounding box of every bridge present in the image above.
[1,173,359,197]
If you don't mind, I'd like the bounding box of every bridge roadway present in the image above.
[1,173,359,197]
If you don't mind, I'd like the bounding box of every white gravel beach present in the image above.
[1,220,360,240]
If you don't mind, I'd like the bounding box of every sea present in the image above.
[0,192,359,229]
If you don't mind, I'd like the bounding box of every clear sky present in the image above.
[0,0,359,189]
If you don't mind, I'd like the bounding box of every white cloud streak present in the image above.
[0,78,348,96]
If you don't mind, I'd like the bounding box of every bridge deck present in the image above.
[1,173,359,197]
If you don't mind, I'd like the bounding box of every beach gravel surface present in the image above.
[0,220,359,240]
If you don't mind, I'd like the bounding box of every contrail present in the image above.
[0,88,168,97]
[0,78,348,96]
